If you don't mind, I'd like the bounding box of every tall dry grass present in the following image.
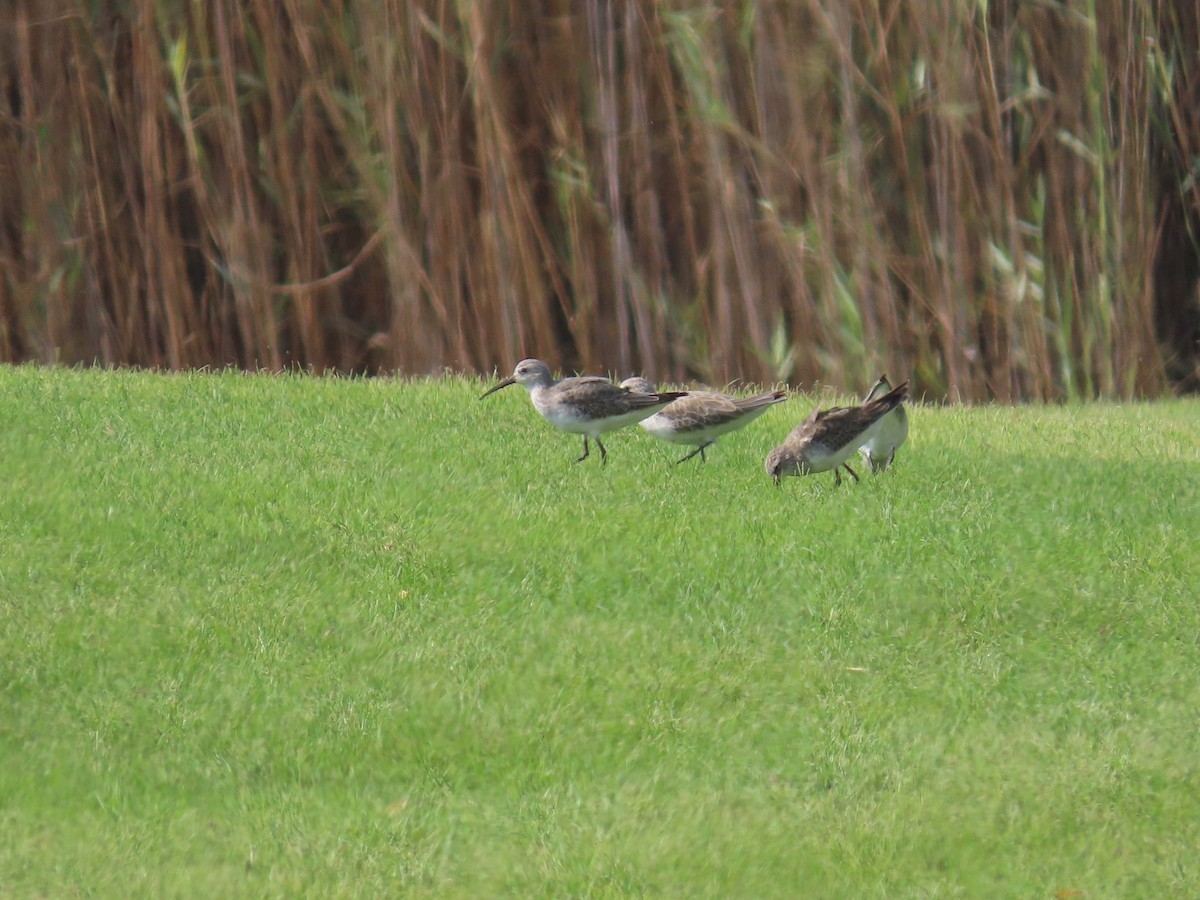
[1,0,1197,400]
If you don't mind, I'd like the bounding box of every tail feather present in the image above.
[734,389,788,412]
[650,391,688,404]
[863,380,908,418]
[618,388,688,411]
[863,374,893,403]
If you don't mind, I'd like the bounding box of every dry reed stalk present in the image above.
[0,0,1195,397]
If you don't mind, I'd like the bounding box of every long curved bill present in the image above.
[479,376,516,399]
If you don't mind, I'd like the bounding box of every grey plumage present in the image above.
[480,359,687,464]
[620,377,788,464]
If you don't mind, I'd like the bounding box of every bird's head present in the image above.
[764,446,801,485]
[619,376,656,395]
[480,358,553,398]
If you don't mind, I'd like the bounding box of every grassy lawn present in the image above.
[1,365,1197,897]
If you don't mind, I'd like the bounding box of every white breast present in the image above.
[532,390,592,434]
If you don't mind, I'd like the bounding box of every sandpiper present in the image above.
[765,381,909,486]
[857,374,909,473]
[480,359,687,464]
[619,377,788,464]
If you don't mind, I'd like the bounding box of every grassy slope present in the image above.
[1,365,1197,897]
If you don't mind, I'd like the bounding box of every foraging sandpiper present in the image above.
[619,377,788,464]
[857,374,909,473]
[765,381,909,486]
[480,359,687,464]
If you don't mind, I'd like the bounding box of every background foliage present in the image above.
[2,0,1198,400]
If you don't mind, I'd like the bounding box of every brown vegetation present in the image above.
[2,0,1198,400]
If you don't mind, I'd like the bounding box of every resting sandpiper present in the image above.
[619,377,788,464]
[857,374,909,473]
[480,359,687,464]
[765,381,909,486]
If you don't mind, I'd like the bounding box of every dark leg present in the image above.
[575,436,589,463]
[674,441,712,465]
[842,462,860,483]
[834,466,842,487]
[596,436,607,465]
[886,449,896,469]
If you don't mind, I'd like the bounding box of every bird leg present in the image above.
[674,441,713,465]
[834,467,842,487]
[842,463,860,483]
[596,436,608,465]
[575,437,590,463]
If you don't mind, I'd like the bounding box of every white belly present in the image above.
[803,442,853,473]
[538,404,593,434]
[535,395,659,437]
[858,409,908,467]
[808,417,887,472]
[638,413,700,446]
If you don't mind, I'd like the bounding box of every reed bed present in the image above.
[2,0,1197,400]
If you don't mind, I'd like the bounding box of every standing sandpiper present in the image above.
[765,381,909,486]
[480,359,687,464]
[857,374,909,473]
[619,377,788,464]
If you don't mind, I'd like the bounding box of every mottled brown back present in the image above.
[788,381,909,452]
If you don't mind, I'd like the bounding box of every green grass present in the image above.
[1,365,1197,897]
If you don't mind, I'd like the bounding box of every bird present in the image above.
[480,359,688,464]
[765,381,910,486]
[857,374,909,473]
[619,377,788,464]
